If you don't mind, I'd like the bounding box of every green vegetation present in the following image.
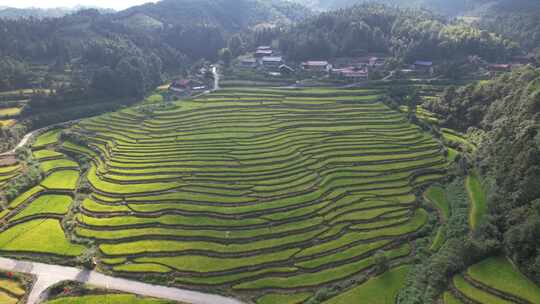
[425,185,450,221]
[41,170,79,191]
[443,292,463,304]
[452,275,511,304]
[33,129,61,148]
[467,256,540,304]
[39,86,442,298]
[0,107,21,116]
[0,219,85,256]
[0,85,447,304]
[424,66,540,299]
[257,293,312,304]
[8,186,44,208]
[465,171,486,230]
[324,266,410,304]
[33,149,63,160]
[10,195,72,221]
[40,159,78,173]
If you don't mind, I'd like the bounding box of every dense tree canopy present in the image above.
[278,4,518,62]
[426,66,540,282]
[0,0,309,94]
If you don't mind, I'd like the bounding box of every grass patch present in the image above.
[33,150,63,160]
[11,194,72,221]
[257,292,312,304]
[8,186,44,209]
[453,274,511,304]
[40,159,78,173]
[443,292,463,304]
[425,186,450,221]
[34,129,61,148]
[324,266,410,304]
[0,219,85,256]
[234,244,410,289]
[467,256,540,304]
[113,263,172,273]
[466,171,486,230]
[0,107,21,116]
[41,170,80,191]
[134,248,299,273]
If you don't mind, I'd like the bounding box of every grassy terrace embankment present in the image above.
[0,130,85,259]
[447,256,540,304]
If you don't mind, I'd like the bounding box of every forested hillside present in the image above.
[0,0,307,93]
[293,0,540,51]
[291,0,491,15]
[0,6,113,19]
[477,0,540,50]
[0,0,309,153]
[426,66,540,283]
[279,4,518,62]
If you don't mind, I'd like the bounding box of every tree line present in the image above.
[426,65,540,284]
[277,4,519,63]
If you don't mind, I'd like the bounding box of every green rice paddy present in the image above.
[1,87,449,300]
[449,256,540,304]
[466,171,487,230]
[324,266,410,303]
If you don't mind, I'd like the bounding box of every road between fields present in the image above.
[0,257,246,304]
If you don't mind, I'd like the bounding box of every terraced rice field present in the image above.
[0,132,85,259]
[0,162,20,189]
[448,256,540,304]
[324,266,410,304]
[0,272,28,304]
[14,86,446,301]
[424,185,449,251]
[466,171,487,230]
[0,107,21,117]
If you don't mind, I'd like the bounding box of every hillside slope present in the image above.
[426,66,540,283]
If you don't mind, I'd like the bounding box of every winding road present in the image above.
[0,257,245,304]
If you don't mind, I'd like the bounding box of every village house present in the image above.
[301,61,332,72]
[368,56,385,67]
[487,64,513,76]
[332,66,368,82]
[255,46,273,58]
[413,60,434,75]
[342,70,368,82]
[262,56,283,69]
[240,58,257,68]
[414,60,433,69]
